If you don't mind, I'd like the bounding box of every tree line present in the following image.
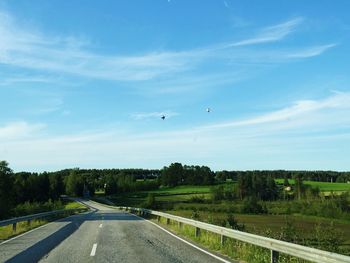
[214,170,350,183]
[1,160,350,219]
[0,161,160,219]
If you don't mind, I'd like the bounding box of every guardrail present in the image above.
[118,206,350,263]
[0,208,88,232]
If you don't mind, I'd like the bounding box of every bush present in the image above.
[191,209,200,220]
[314,221,345,253]
[189,195,206,203]
[225,213,245,231]
[241,197,266,214]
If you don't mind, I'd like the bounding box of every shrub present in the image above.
[225,213,245,231]
[241,197,266,214]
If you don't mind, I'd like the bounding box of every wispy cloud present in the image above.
[131,110,179,120]
[286,44,337,58]
[223,1,229,8]
[0,11,335,83]
[204,91,350,130]
[230,17,304,47]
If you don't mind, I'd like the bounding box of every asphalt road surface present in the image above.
[0,200,233,263]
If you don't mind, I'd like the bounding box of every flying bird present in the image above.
[206,107,211,113]
[161,115,166,120]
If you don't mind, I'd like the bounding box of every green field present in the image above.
[167,209,350,239]
[275,179,350,192]
[146,185,213,194]
[109,185,213,207]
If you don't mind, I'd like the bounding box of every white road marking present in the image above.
[99,224,103,228]
[90,243,97,256]
[87,202,232,263]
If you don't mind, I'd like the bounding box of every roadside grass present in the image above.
[64,201,86,209]
[0,219,48,242]
[275,179,350,192]
[0,201,87,242]
[151,216,308,263]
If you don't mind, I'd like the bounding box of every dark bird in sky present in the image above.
[161,115,166,120]
[206,107,211,113]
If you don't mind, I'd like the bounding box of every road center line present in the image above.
[90,243,97,256]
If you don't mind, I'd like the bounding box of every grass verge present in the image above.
[0,201,87,242]
[149,215,310,263]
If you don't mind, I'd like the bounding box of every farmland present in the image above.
[275,179,350,192]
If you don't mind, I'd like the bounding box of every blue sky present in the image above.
[0,0,350,172]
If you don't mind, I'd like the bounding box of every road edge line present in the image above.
[129,212,233,263]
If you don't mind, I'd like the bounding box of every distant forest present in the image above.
[1,160,350,219]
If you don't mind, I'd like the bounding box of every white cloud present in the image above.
[0,121,46,139]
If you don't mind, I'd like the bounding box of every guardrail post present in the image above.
[166,218,170,225]
[221,235,226,246]
[195,227,200,237]
[27,219,31,226]
[271,250,279,263]
[12,223,17,232]
[157,216,161,222]
[178,222,183,229]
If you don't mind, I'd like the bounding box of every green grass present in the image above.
[109,185,214,207]
[276,179,350,192]
[64,201,86,209]
[0,201,87,242]
[145,185,213,194]
[0,219,48,241]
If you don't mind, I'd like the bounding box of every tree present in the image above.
[0,161,14,219]
[161,163,183,186]
[49,173,64,200]
[293,173,304,200]
[65,170,84,196]
[266,176,278,200]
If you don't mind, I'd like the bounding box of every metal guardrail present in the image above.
[0,208,87,231]
[118,206,350,263]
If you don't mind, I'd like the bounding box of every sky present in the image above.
[0,0,350,172]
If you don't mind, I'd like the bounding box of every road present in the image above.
[0,200,233,263]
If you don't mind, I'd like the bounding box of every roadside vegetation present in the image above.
[0,201,86,241]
